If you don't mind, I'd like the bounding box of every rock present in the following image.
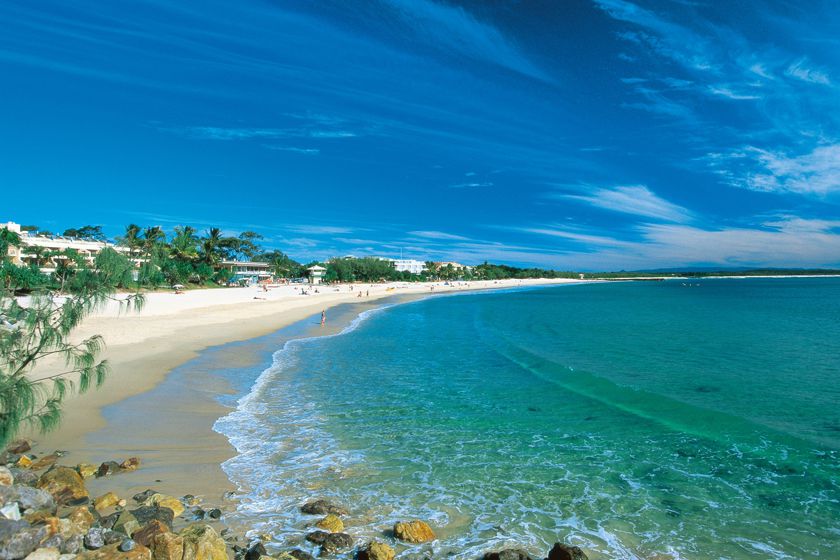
[0,470,13,488]
[65,509,94,535]
[84,530,106,551]
[393,521,435,543]
[288,550,313,560]
[39,538,62,553]
[95,465,120,479]
[128,509,172,532]
[7,473,35,490]
[131,523,167,549]
[93,495,119,513]
[101,533,123,548]
[357,541,394,560]
[74,468,96,482]
[16,458,33,470]
[117,542,134,554]
[316,533,353,555]
[178,525,225,560]
[314,515,343,533]
[7,443,31,456]
[76,543,150,560]
[58,555,76,560]
[149,533,182,560]
[243,542,264,560]
[36,469,88,505]
[12,486,55,513]
[28,458,58,472]
[117,461,139,474]
[61,535,83,555]
[142,499,182,520]
[24,548,60,560]
[546,543,587,560]
[0,506,20,522]
[130,494,154,506]
[111,513,139,538]
[483,550,532,560]
[98,517,118,532]
[274,554,297,560]
[0,521,48,560]
[300,500,347,516]
[204,511,219,522]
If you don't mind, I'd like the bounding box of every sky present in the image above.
[2,0,840,270]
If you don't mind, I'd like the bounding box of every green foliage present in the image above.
[62,225,106,241]
[0,265,144,448]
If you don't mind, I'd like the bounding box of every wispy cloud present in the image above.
[708,85,760,100]
[449,181,494,188]
[263,145,320,155]
[165,125,357,141]
[520,219,840,269]
[381,0,550,82]
[709,144,840,196]
[287,225,356,235]
[785,58,831,85]
[559,185,693,222]
[408,230,470,240]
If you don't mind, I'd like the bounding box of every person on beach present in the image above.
[321,310,326,326]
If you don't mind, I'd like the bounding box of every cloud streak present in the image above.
[560,185,693,222]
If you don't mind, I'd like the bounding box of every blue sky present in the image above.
[2,0,839,270]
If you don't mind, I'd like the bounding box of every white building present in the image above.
[3,221,130,273]
[307,265,326,284]
[221,260,274,285]
[391,259,426,274]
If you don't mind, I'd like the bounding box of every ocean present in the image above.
[214,278,840,559]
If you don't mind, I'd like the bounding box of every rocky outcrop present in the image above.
[36,469,88,505]
[304,532,352,555]
[300,500,347,517]
[94,493,120,512]
[547,543,588,560]
[393,520,435,543]
[314,514,343,533]
[149,532,183,560]
[357,541,394,560]
[179,525,226,560]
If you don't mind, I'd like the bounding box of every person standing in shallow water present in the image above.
[321,310,326,326]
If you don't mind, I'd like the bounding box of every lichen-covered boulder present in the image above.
[36,469,88,505]
[179,525,225,560]
[132,522,168,548]
[94,494,119,512]
[314,514,343,533]
[393,520,435,543]
[357,541,394,560]
[150,532,182,560]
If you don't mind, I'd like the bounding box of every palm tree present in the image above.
[119,224,143,260]
[142,226,165,256]
[170,226,198,261]
[200,228,224,267]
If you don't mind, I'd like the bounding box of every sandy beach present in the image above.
[25,278,586,505]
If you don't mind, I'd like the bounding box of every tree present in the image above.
[0,227,21,261]
[170,226,198,261]
[118,224,143,260]
[200,228,225,266]
[62,225,106,242]
[0,256,143,447]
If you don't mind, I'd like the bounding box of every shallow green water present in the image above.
[216,278,840,559]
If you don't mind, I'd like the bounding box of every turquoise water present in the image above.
[215,279,840,559]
